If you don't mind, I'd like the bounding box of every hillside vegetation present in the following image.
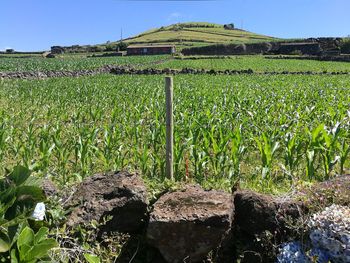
[107,22,277,50]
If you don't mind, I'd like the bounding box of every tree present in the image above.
[117,42,128,51]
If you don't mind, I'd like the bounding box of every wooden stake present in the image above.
[165,76,174,180]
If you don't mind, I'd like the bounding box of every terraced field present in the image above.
[105,22,277,50]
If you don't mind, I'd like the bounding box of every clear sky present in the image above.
[1,0,349,51]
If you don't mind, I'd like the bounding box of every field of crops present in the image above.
[3,55,350,74]
[0,55,168,72]
[156,56,350,73]
[1,73,350,193]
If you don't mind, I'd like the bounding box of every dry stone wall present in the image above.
[61,171,350,263]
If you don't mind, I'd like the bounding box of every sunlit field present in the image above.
[1,73,350,193]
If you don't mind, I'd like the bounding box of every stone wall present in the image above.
[181,38,344,56]
[60,171,350,263]
[181,42,279,56]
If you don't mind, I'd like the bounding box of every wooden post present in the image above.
[165,76,174,180]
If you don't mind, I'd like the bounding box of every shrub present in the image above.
[105,45,117,52]
[88,46,103,53]
[117,42,128,51]
[0,166,57,262]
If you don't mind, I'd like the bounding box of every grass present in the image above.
[123,30,270,45]
[104,22,278,50]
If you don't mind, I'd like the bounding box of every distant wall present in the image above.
[181,38,343,56]
[0,51,44,55]
[278,43,321,55]
[182,42,279,56]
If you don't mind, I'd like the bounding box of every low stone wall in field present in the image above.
[56,171,350,263]
[1,65,350,80]
[0,65,114,79]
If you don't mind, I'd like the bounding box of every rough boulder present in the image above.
[147,185,234,263]
[66,171,148,234]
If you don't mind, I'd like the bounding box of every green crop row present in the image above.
[0,55,169,72]
[154,56,350,73]
[2,55,350,74]
[0,74,349,193]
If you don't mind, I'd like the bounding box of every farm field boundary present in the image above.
[1,66,350,79]
[266,55,350,63]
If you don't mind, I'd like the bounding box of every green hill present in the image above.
[107,22,279,50]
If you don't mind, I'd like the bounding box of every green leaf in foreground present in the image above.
[84,253,101,263]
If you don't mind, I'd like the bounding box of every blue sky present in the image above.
[1,0,349,51]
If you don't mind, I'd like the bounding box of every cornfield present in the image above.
[1,73,349,192]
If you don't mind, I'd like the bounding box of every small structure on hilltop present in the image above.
[5,49,14,53]
[51,46,65,54]
[224,23,235,30]
[127,45,176,56]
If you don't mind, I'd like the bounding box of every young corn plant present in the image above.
[255,132,280,181]
[0,121,7,164]
[174,136,190,181]
[189,120,209,181]
[74,127,99,179]
[36,125,55,176]
[52,128,72,185]
[283,132,304,180]
[338,138,350,175]
[207,125,230,178]
[100,125,120,170]
[16,119,37,168]
[320,122,341,179]
[133,143,150,177]
[305,124,326,181]
[229,127,245,181]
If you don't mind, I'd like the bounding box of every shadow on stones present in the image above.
[115,235,167,263]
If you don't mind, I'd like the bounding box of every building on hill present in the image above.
[224,23,235,30]
[127,45,176,56]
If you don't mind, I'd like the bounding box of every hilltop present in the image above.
[8,22,279,54]
[40,22,279,54]
[102,22,278,50]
